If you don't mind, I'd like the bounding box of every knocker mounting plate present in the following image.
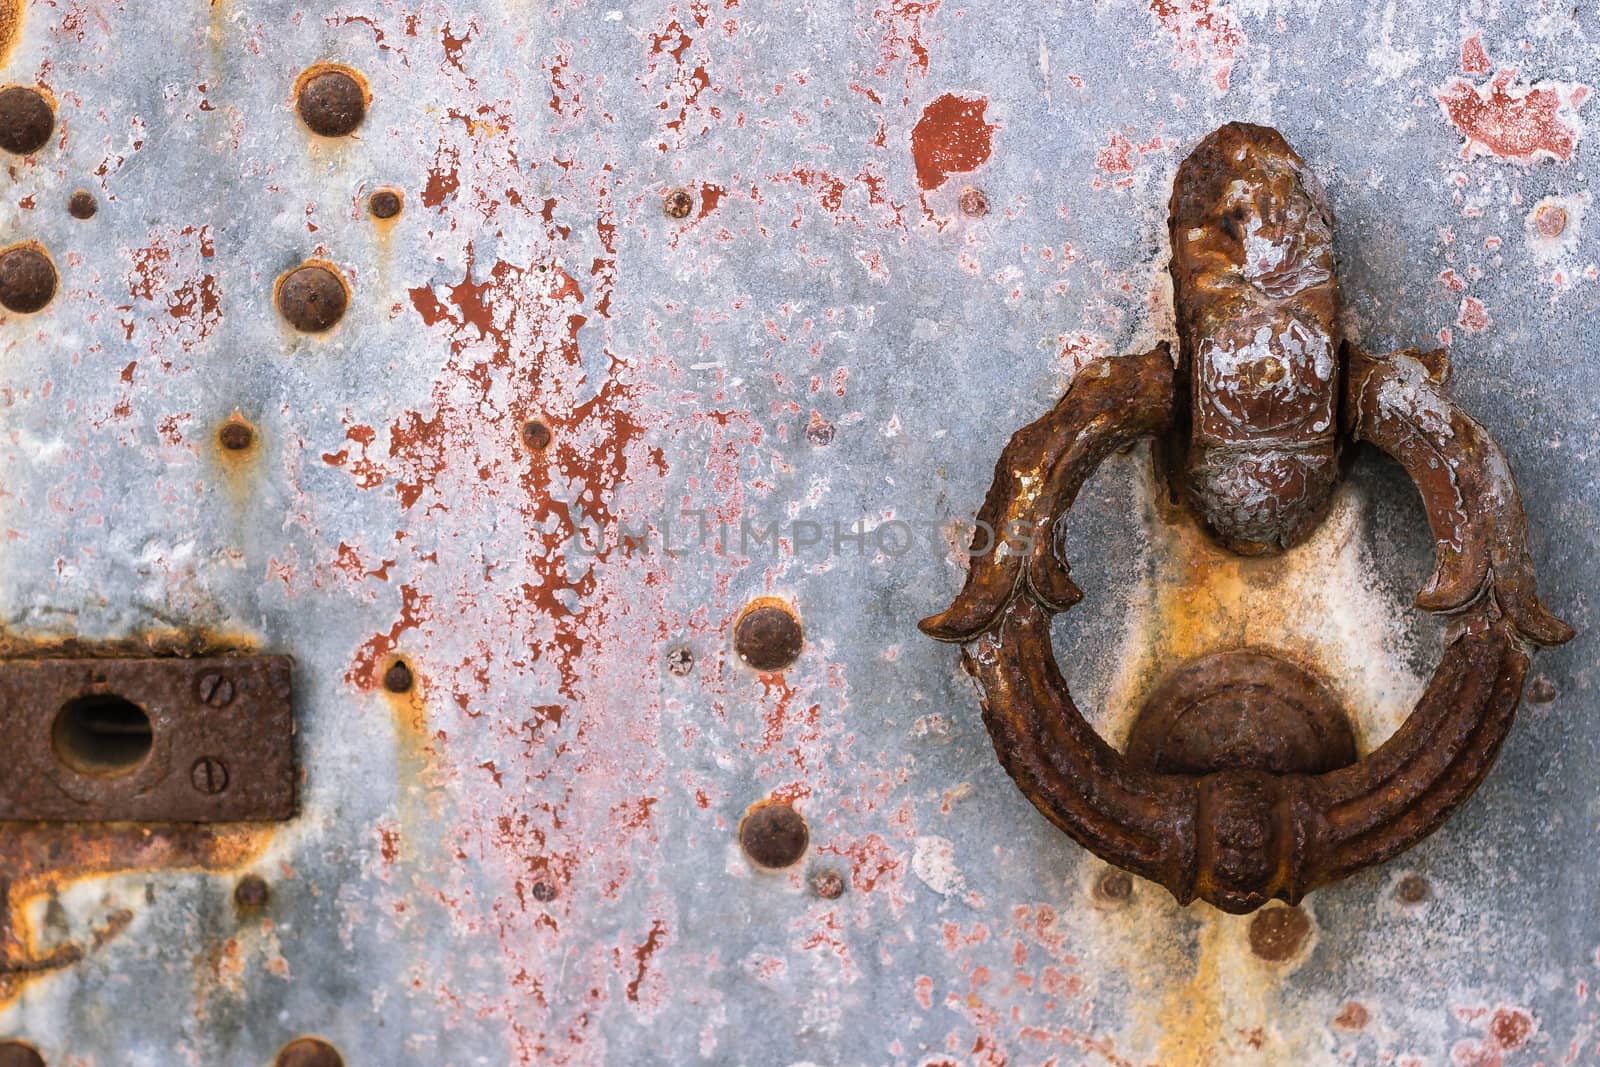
[921,123,1572,914]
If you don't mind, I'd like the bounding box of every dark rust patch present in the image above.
[1394,873,1430,904]
[382,659,414,694]
[662,188,694,219]
[368,188,403,220]
[66,190,96,219]
[295,67,366,138]
[0,86,51,156]
[234,874,270,910]
[1127,650,1357,776]
[0,1042,43,1067]
[218,420,255,452]
[276,262,348,333]
[739,801,808,869]
[0,244,57,315]
[1248,905,1310,962]
[275,1038,344,1067]
[734,600,803,673]
[0,656,295,822]
[521,419,552,451]
[1526,675,1558,704]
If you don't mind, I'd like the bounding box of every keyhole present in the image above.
[52,694,154,775]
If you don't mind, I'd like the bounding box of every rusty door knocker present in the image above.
[921,123,1572,914]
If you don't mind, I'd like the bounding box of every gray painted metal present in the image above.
[0,1,1595,1064]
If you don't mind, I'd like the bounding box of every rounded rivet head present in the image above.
[218,421,254,452]
[296,68,366,138]
[530,880,558,903]
[959,187,989,217]
[0,86,53,156]
[1394,873,1430,905]
[234,874,271,909]
[1248,904,1310,962]
[0,1042,45,1067]
[0,245,58,315]
[368,188,402,220]
[809,867,845,899]
[67,190,97,219]
[382,659,414,694]
[276,263,348,333]
[1535,204,1568,239]
[274,1038,344,1067]
[521,419,552,451]
[1094,868,1133,905]
[663,188,694,219]
[733,600,803,673]
[739,800,809,869]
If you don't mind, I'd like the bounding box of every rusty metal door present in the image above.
[2,1,1596,1064]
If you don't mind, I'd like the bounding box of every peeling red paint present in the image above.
[1460,33,1490,75]
[1149,0,1244,94]
[1437,69,1589,163]
[911,93,996,193]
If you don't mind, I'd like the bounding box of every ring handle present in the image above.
[923,347,1570,913]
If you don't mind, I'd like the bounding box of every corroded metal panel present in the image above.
[0,1,1595,1065]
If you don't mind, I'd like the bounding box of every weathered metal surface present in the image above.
[0,655,295,822]
[921,123,1570,914]
[0,0,1597,1063]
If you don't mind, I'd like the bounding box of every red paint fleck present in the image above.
[1437,69,1589,163]
[347,585,433,691]
[1487,1007,1533,1050]
[1461,33,1491,75]
[1149,0,1244,94]
[911,93,997,192]
[1438,268,1467,292]
[1458,296,1491,333]
[624,919,667,1002]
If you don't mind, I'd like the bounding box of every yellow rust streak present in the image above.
[0,0,21,69]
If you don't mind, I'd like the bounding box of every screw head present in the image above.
[275,1038,344,1067]
[218,422,254,452]
[276,263,348,333]
[733,600,804,673]
[234,874,271,909]
[959,187,989,217]
[0,1042,45,1067]
[665,647,694,677]
[296,68,366,138]
[67,190,97,219]
[739,800,809,869]
[0,86,53,155]
[663,188,694,219]
[0,245,58,315]
[190,756,230,795]
[1248,905,1311,962]
[809,867,845,899]
[530,880,558,902]
[521,419,552,451]
[382,660,414,694]
[368,188,403,220]
[195,671,236,708]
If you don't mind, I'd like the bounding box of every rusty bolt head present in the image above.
[1535,204,1568,239]
[1527,675,1558,704]
[521,419,552,451]
[277,263,348,333]
[274,1038,344,1067]
[190,756,230,795]
[1394,873,1430,905]
[530,880,558,903]
[0,86,53,156]
[809,867,845,899]
[296,68,366,138]
[1248,905,1310,962]
[0,1043,44,1067]
[959,187,989,217]
[382,659,414,694]
[1093,868,1134,904]
[368,188,403,220]
[733,600,804,673]
[0,245,58,315]
[665,647,694,677]
[739,801,809,869]
[805,418,835,446]
[663,188,694,219]
[195,671,236,708]
[67,190,97,219]
[235,874,271,909]
[218,422,254,452]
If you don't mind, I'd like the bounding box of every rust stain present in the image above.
[910,92,996,192]
[0,0,20,68]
